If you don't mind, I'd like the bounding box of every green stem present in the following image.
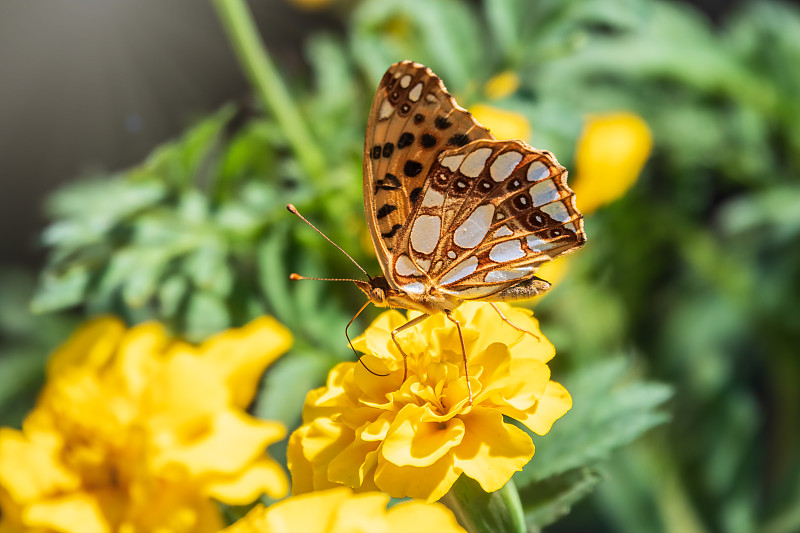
[211,0,326,185]
[441,476,527,533]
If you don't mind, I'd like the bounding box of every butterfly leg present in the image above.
[346,301,389,377]
[444,310,474,406]
[489,303,541,342]
[391,313,430,382]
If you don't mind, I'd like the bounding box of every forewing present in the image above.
[363,61,493,286]
[389,139,586,300]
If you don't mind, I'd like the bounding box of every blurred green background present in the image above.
[2,1,799,532]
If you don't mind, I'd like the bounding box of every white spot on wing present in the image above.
[494,225,513,238]
[527,235,553,252]
[379,100,394,120]
[447,251,456,259]
[530,179,560,206]
[542,202,570,223]
[489,240,525,263]
[440,256,478,285]
[527,160,550,182]
[396,255,422,276]
[453,204,494,249]
[408,82,423,102]
[402,282,426,294]
[564,222,577,232]
[426,94,437,103]
[441,154,466,172]
[410,215,441,254]
[490,151,523,182]
[400,75,412,88]
[418,259,431,272]
[459,147,493,178]
[421,188,445,208]
[485,269,530,282]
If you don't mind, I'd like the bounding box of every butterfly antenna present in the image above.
[287,204,372,281]
[289,274,363,283]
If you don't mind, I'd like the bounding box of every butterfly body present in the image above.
[355,275,460,315]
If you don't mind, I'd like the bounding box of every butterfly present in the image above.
[290,61,585,403]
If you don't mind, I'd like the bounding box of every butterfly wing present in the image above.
[389,139,586,300]
[363,61,493,287]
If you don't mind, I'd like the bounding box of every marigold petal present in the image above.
[382,405,465,467]
[47,316,126,377]
[288,419,352,494]
[207,457,288,503]
[115,322,172,396]
[453,409,534,493]
[0,428,78,503]
[153,410,285,477]
[374,454,461,502]
[573,112,652,213]
[516,381,572,435]
[352,310,406,359]
[484,71,520,100]
[24,493,110,533]
[469,104,531,141]
[327,438,380,488]
[385,501,467,533]
[200,316,292,409]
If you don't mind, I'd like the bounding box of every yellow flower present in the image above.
[469,104,531,141]
[0,316,292,533]
[572,112,653,213]
[484,71,520,100]
[221,487,466,533]
[288,302,571,502]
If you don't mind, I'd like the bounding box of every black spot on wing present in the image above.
[414,113,425,124]
[420,134,437,148]
[409,187,423,205]
[374,173,401,193]
[376,204,397,219]
[447,133,470,147]
[398,132,414,149]
[381,224,402,238]
[404,161,423,177]
[371,145,381,159]
[382,142,394,158]
[435,116,453,130]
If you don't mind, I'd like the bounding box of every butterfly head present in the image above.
[355,276,393,307]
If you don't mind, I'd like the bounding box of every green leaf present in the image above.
[440,476,526,533]
[183,292,230,341]
[31,266,91,313]
[522,468,602,530]
[252,349,332,429]
[517,358,672,485]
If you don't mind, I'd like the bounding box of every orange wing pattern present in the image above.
[363,61,493,285]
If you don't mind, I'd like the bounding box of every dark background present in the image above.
[0,0,740,269]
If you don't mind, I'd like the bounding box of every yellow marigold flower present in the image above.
[469,104,531,141]
[288,302,571,502]
[221,487,466,533]
[484,71,520,100]
[0,316,292,533]
[572,112,653,213]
